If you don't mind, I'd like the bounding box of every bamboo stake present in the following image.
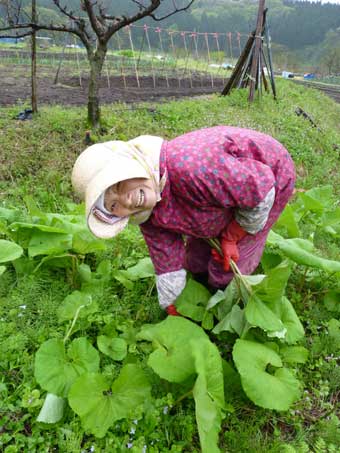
[248,0,266,102]
[144,25,156,89]
[127,25,140,88]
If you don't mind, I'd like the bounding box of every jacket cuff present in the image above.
[156,269,187,309]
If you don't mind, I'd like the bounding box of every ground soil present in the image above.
[0,63,226,107]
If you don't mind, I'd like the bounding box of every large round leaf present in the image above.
[34,337,100,397]
[232,339,301,410]
[68,364,151,438]
[57,291,98,323]
[97,336,127,361]
[0,239,23,263]
[137,316,208,383]
[191,339,225,453]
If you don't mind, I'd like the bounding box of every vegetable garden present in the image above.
[1,80,340,452]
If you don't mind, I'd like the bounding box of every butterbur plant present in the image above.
[30,185,340,453]
[34,287,152,437]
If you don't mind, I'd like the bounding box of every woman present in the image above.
[71,126,296,315]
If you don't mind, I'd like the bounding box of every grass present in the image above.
[0,81,340,452]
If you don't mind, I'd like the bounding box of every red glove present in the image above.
[166,304,180,316]
[211,220,247,272]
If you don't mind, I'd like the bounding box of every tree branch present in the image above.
[104,0,162,40]
[150,0,195,21]
[0,21,88,44]
[82,0,104,37]
[53,0,82,22]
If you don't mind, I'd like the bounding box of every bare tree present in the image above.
[0,1,195,128]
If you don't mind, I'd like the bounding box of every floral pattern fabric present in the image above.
[140,126,296,287]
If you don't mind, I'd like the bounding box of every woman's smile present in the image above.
[104,178,156,217]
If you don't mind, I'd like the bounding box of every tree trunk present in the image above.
[87,45,107,129]
[31,0,38,113]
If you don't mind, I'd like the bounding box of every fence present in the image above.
[0,24,249,92]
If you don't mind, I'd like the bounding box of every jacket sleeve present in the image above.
[206,156,276,209]
[140,221,187,308]
[235,186,276,234]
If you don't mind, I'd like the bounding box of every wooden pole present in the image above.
[221,32,255,95]
[31,0,38,113]
[248,0,265,102]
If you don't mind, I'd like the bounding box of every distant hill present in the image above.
[1,0,340,53]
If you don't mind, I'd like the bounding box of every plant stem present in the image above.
[63,304,85,344]
[172,389,193,406]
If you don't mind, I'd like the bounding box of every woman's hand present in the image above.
[211,220,247,271]
[166,304,180,316]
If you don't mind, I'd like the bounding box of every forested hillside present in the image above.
[1,0,340,51]
[1,0,339,73]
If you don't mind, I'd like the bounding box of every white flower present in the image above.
[127,442,133,449]
[142,446,147,453]
[129,427,136,435]
[19,305,27,309]
[163,405,169,415]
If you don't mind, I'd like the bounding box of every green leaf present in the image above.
[72,231,107,254]
[119,257,155,280]
[212,305,245,336]
[274,205,300,238]
[0,239,23,263]
[37,393,65,424]
[78,263,92,284]
[303,186,334,210]
[201,311,214,330]
[232,340,301,410]
[266,297,304,344]
[299,193,325,214]
[34,338,100,397]
[57,291,98,323]
[28,231,73,257]
[112,270,134,289]
[245,294,285,334]
[0,266,6,276]
[0,207,23,223]
[206,290,226,310]
[68,364,151,438]
[327,319,340,343]
[192,339,224,453]
[324,290,340,312]
[254,261,292,304]
[33,254,77,273]
[97,336,127,361]
[280,346,308,364]
[96,260,112,280]
[176,279,212,321]
[137,317,208,383]
[9,222,67,234]
[260,251,283,271]
[267,231,340,273]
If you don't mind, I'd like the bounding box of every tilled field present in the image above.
[0,63,226,107]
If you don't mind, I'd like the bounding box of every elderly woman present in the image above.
[72,126,295,315]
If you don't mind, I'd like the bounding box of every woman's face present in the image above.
[104,178,157,217]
